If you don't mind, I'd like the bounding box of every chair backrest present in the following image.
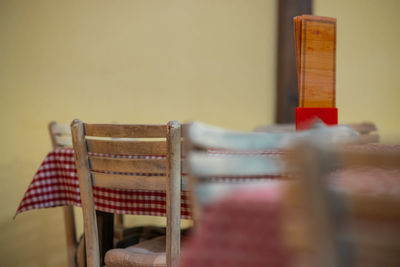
[185,122,286,221]
[287,143,400,267]
[253,122,379,144]
[185,122,360,220]
[48,121,72,148]
[71,120,181,267]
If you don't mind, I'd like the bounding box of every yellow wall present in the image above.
[0,1,276,266]
[1,0,399,266]
[314,0,400,142]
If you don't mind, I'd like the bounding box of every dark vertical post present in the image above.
[96,211,114,266]
[276,0,312,123]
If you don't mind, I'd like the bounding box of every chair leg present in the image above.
[96,211,114,266]
[114,214,124,242]
[63,206,77,267]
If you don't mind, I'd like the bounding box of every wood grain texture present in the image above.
[166,121,181,267]
[91,172,166,191]
[295,15,336,108]
[62,206,77,267]
[71,119,101,267]
[85,123,167,138]
[86,139,167,155]
[89,156,166,173]
[291,145,339,267]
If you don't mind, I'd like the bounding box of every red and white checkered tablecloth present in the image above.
[15,148,284,219]
[15,148,193,218]
[179,144,400,267]
[180,184,290,267]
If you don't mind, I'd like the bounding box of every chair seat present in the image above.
[105,236,166,267]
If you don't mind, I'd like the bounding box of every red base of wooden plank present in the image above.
[296,107,338,130]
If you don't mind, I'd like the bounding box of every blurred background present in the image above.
[1,0,399,266]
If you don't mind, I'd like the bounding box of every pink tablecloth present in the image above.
[16,148,284,219]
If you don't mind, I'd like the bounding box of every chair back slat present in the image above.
[189,152,282,177]
[91,172,166,191]
[86,139,167,155]
[89,157,166,174]
[187,122,285,150]
[338,149,400,169]
[340,193,400,221]
[85,123,167,138]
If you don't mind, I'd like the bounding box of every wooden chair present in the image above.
[49,121,158,267]
[71,120,181,267]
[254,122,379,144]
[48,121,78,267]
[286,143,400,267]
[184,122,360,220]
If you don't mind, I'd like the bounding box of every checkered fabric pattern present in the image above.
[15,148,192,218]
[179,144,400,267]
[15,148,285,218]
[179,184,290,267]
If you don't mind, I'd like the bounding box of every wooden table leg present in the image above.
[96,211,114,266]
[63,206,77,267]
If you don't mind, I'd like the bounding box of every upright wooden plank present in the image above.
[63,206,77,267]
[276,0,312,123]
[96,211,114,267]
[299,15,336,107]
[166,121,181,267]
[71,119,101,267]
[114,214,124,241]
[85,124,167,138]
[86,139,167,155]
[294,145,338,267]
